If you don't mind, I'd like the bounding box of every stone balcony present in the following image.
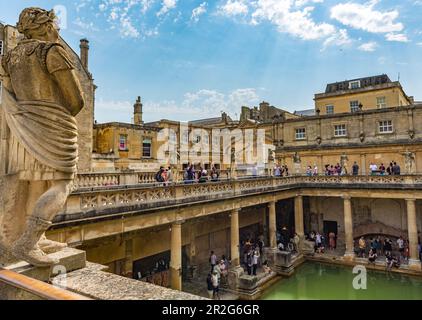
[55,174,422,227]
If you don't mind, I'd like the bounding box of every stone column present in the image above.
[360,154,366,175]
[268,201,277,248]
[262,208,268,243]
[231,209,240,267]
[170,221,183,291]
[295,196,304,237]
[123,239,134,278]
[343,196,355,260]
[406,199,421,270]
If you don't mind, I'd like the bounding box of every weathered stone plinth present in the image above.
[301,240,316,256]
[408,259,422,271]
[227,264,277,300]
[54,263,206,300]
[263,248,294,276]
[227,265,244,291]
[0,248,86,300]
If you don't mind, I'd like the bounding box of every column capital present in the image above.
[173,220,185,226]
[268,201,276,208]
[342,195,352,201]
[405,198,416,203]
[231,208,240,214]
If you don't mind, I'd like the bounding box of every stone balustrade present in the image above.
[60,174,422,220]
[74,169,258,188]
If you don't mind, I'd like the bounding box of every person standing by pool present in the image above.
[209,251,217,273]
[384,238,392,256]
[206,273,214,299]
[359,237,367,258]
[329,232,336,250]
[397,236,405,261]
[211,271,220,300]
[252,248,260,276]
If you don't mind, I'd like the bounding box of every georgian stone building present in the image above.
[273,103,422,174]
[315,74,413,115]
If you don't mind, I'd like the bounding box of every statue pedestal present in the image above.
[294,163,301,175]
[263,248,294,276]
[227,265,277,300]
[0,247,86,300]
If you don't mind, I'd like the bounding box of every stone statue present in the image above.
[0,8,85,266]
[402,151,416,174]
[293,152,301,164]
[340,153,348,175]
[293,152,301,175]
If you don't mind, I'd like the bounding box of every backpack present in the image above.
[155,170,163,182]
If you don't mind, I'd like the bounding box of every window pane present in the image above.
[119,135,127,150]
[379,120,393,133]
[350,101,359,113]
[295,128,306,140]
[326,105,334,114]
[334,124,346,137]
[143,138,152,157]
[377,97,386,109]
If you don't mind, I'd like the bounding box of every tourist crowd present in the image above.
[305,231,338,253]
[206,235,272,300]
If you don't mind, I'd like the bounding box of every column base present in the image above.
[262,247,294,276]
[408,259,422,271]
[343,252,356,262]
[170,267,182,291]
[227,265,244,291]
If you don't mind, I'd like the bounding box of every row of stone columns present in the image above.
[169,196,421,290]
[342,197,420,268]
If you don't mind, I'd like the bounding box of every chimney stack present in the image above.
[134,96,143,125]
[80,38,89,70]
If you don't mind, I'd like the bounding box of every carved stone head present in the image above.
[17,7,59,42]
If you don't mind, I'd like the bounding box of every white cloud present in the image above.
[73,17,100,32]
[191,2,208,23]
[119,15,141,38]
[294,0,323,7]
[417,42,422,47]
[322,29,351,50]
[385,33,409,42]
[358,41,378,51]
[218,0,249,16]
[157,0,178,17]
[330,0,404,34]
[251,0,336,40]
[378,56,387,64]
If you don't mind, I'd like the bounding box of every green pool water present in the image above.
[261,262,422,300]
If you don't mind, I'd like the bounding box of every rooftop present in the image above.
[324,74,392,94]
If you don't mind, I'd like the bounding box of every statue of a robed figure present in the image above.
[0,8,84,266]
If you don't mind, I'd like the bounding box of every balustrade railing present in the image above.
[61,174,422,217]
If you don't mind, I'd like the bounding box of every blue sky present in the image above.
[1,0,422,123]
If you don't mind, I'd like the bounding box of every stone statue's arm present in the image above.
[1,53,15,96]
[46,45,85,116]
[53,70,85,116]
[1,75,12,93]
